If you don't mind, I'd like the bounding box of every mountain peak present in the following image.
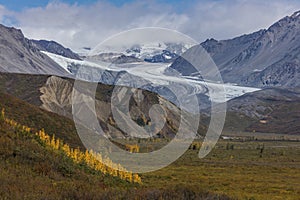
[0,24,24,41]
[291,10,300,18]
[0,23,69,76]
[269,10,300,30]
[204,38,218,43]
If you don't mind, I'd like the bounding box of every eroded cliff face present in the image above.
[38,75,200,138]
[40,76,73,118]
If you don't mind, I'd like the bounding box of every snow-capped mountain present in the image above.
[123,42,192,63]
[144,50,178,63]
[86,42,194,64]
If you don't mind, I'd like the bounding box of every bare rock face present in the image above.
[38,75,200,138]
[170,11,300,88]
[0,24,68,76]
[40,76,74,118]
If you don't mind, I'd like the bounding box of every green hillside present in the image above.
[0,106,133,199]
[0,91,83,149]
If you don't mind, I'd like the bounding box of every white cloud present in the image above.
[0,0,299,52]
[180,0,300,41]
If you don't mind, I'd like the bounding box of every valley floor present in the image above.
[115,138,300,200]
[1,113,299,199]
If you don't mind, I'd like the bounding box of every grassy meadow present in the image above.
[115,138,300,200]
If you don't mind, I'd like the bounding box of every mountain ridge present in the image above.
[0,24,68,76]
[170,10,300,88]
[31,39,82,60]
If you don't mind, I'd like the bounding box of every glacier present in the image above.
[42,51,260,108]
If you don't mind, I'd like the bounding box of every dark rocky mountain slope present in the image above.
[31,39,81,60]
[170,11,300,88]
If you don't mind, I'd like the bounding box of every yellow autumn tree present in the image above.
[133,173,142,184]
[125,144,140,153]
[0,108,5,121]
[50,134,56,149]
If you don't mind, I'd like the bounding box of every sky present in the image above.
[0,0,299,52]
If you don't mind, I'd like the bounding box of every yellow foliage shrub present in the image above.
[0,107,141,184]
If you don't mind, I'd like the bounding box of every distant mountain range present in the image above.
[1,11,300,89]
[83,42,191,64]
[123,43,191,63]
[0,10,299,136]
